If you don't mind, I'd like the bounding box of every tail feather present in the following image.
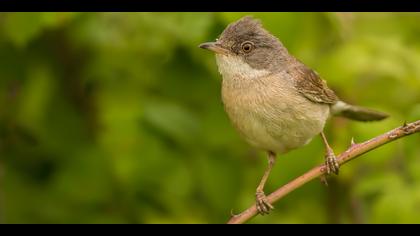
[332,101,389,122]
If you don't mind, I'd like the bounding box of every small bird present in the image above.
[199,16,388,215]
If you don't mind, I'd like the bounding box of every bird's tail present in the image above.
[331,101,389,122]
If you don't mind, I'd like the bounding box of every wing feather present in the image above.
[288,63,338,104]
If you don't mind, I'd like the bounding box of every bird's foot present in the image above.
[256,191,274,215]
[325,149,339,175]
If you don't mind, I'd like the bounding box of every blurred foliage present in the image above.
[0,12,419,224]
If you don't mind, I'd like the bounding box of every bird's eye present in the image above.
[241,42,254,53]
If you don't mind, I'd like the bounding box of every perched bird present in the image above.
[199,16,388,215]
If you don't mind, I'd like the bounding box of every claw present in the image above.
[320,175,329,186]
[256,191,274,215]
[325,149,339,175]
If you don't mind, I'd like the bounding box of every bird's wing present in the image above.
[289,63,338,105]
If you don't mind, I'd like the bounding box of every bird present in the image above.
[199,16,388,215]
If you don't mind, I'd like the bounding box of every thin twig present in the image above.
[227,120,420,224]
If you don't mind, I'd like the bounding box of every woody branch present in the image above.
[227,120,420,224]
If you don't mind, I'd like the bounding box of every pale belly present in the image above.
[221,74,330,154]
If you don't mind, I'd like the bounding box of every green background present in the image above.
[0,12,419,224]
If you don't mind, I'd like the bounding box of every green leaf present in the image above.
[143,101,200,146]
[1,13,78,48]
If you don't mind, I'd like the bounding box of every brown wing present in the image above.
[288,63,338,104]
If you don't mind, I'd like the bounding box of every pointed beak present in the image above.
[199,42,229,55]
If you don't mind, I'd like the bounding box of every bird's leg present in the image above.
[255,151,276,215]
[320,132,339,175]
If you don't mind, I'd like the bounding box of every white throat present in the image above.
[215,54,271,80]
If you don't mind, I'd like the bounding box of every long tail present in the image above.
[331,101,389,122]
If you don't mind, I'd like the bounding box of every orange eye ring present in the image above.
[241,41,254,53]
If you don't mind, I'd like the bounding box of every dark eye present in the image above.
[241,41,254,53]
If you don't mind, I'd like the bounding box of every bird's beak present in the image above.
[199,42,229,55]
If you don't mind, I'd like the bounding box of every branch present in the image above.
[227,120,420,224]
